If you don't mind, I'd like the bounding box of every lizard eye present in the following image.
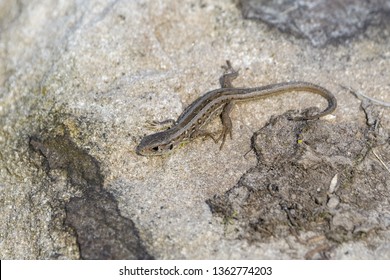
[169,144,174,150]
[152,146,159,152]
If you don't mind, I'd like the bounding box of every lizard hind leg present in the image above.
[216,102,234,149]
[219,60,240,88]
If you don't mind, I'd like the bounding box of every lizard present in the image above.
[136,61,337,156]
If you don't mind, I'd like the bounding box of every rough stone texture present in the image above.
[30,135,152,259]
[208,110,390,259]
[1,0,389,259]
[240,0,390,47]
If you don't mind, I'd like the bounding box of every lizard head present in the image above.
[136,131,177,156]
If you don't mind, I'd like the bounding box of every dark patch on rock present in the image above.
[207,109,390,258]
[239,0,390,47]
[65,190,152,260]
[30,134,153,260]
[30,135,103,189]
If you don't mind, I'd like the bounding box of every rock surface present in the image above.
[241,0,390,47]
[1,0,389,259]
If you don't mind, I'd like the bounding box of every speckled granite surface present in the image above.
[1,0,389,259]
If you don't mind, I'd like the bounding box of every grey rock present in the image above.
[1,0,389,260]
[240,0,390,46]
